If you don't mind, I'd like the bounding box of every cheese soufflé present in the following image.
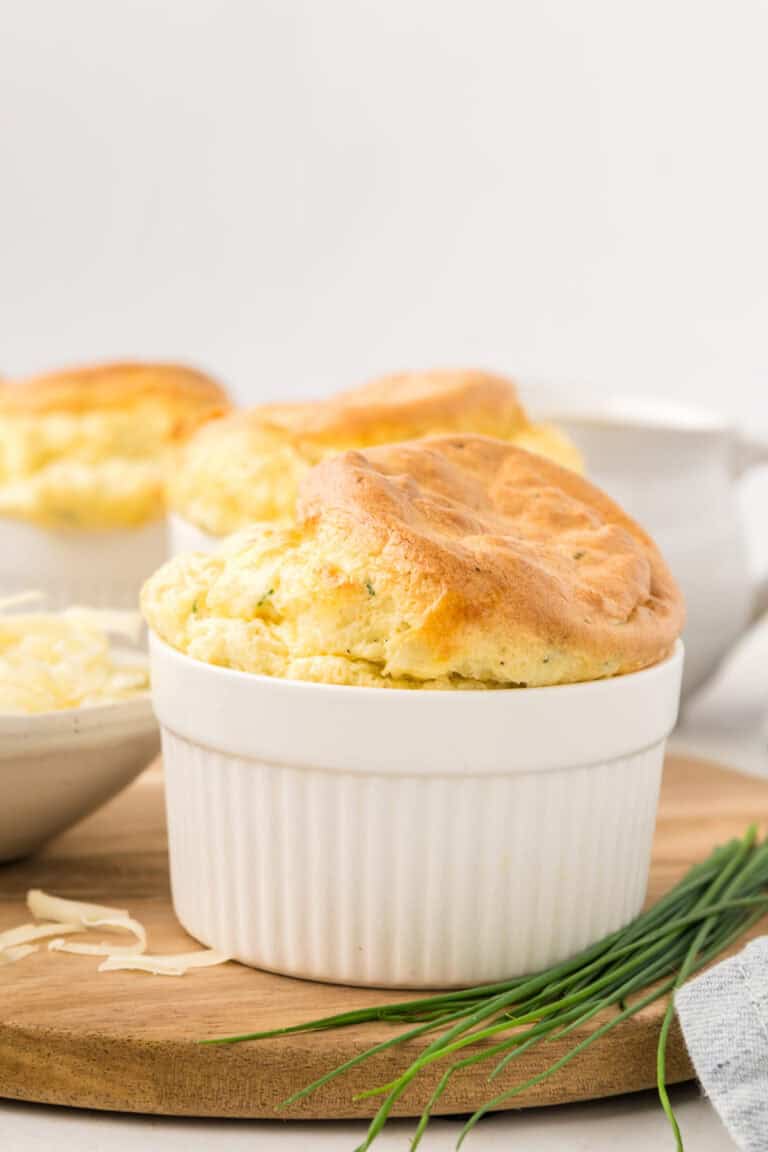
[0,362,228,529]
[144,435,683,688]
[168,370,582,536]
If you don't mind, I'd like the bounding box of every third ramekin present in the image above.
[149,634,684,988]
[0,516,167,610]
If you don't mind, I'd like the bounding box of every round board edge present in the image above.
[0,753,765,1119]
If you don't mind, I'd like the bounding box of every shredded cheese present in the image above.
[27,890,146,952]
[0,921,81,950]
[0,604,148,713]
[27,889,130,922]
[98,950,232,976]
[49,936,145,958]
[0,944,38,966]
[0,889,231,977]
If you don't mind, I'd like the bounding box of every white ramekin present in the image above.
[0,516,167,609]
[168,513,222,556]
[149,634,684,988]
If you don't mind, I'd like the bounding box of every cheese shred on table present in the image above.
[0,889,231,976]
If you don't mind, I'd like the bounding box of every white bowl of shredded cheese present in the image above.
[0,597,158,861]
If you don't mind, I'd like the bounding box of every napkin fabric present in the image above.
[675,936,768,1151]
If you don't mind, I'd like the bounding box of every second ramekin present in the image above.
[0,516,167,610]
[168,513,222,556]
[149,635,684,988]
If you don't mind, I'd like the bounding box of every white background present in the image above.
[0,5,762,1148]
[1,0,767,425]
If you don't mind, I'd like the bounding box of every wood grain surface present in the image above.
[0,755,765,1120]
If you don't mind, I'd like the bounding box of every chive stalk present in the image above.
[203,828,768,1150]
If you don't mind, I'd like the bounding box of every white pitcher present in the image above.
[522,392,768,697]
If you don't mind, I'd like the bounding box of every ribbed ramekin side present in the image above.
[162,730,665,988]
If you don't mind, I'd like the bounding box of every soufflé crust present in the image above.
[143,435,684,688]
[168,369,582,535]
[0,361,228,416]
[0,362,229,528]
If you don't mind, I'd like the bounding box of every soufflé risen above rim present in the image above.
[167,369,583,536]
[0,361,228,529]
[143,435,684,689]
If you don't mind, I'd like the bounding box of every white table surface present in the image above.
[5,621,768,1152]
[0,1084,737,1151]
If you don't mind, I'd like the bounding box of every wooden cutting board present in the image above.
[0,755,766,1120]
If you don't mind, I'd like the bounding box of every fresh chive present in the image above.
[202,828,768,1150]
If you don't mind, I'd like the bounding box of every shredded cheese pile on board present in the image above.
[0,890,230,977]
[0,593,149,713]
